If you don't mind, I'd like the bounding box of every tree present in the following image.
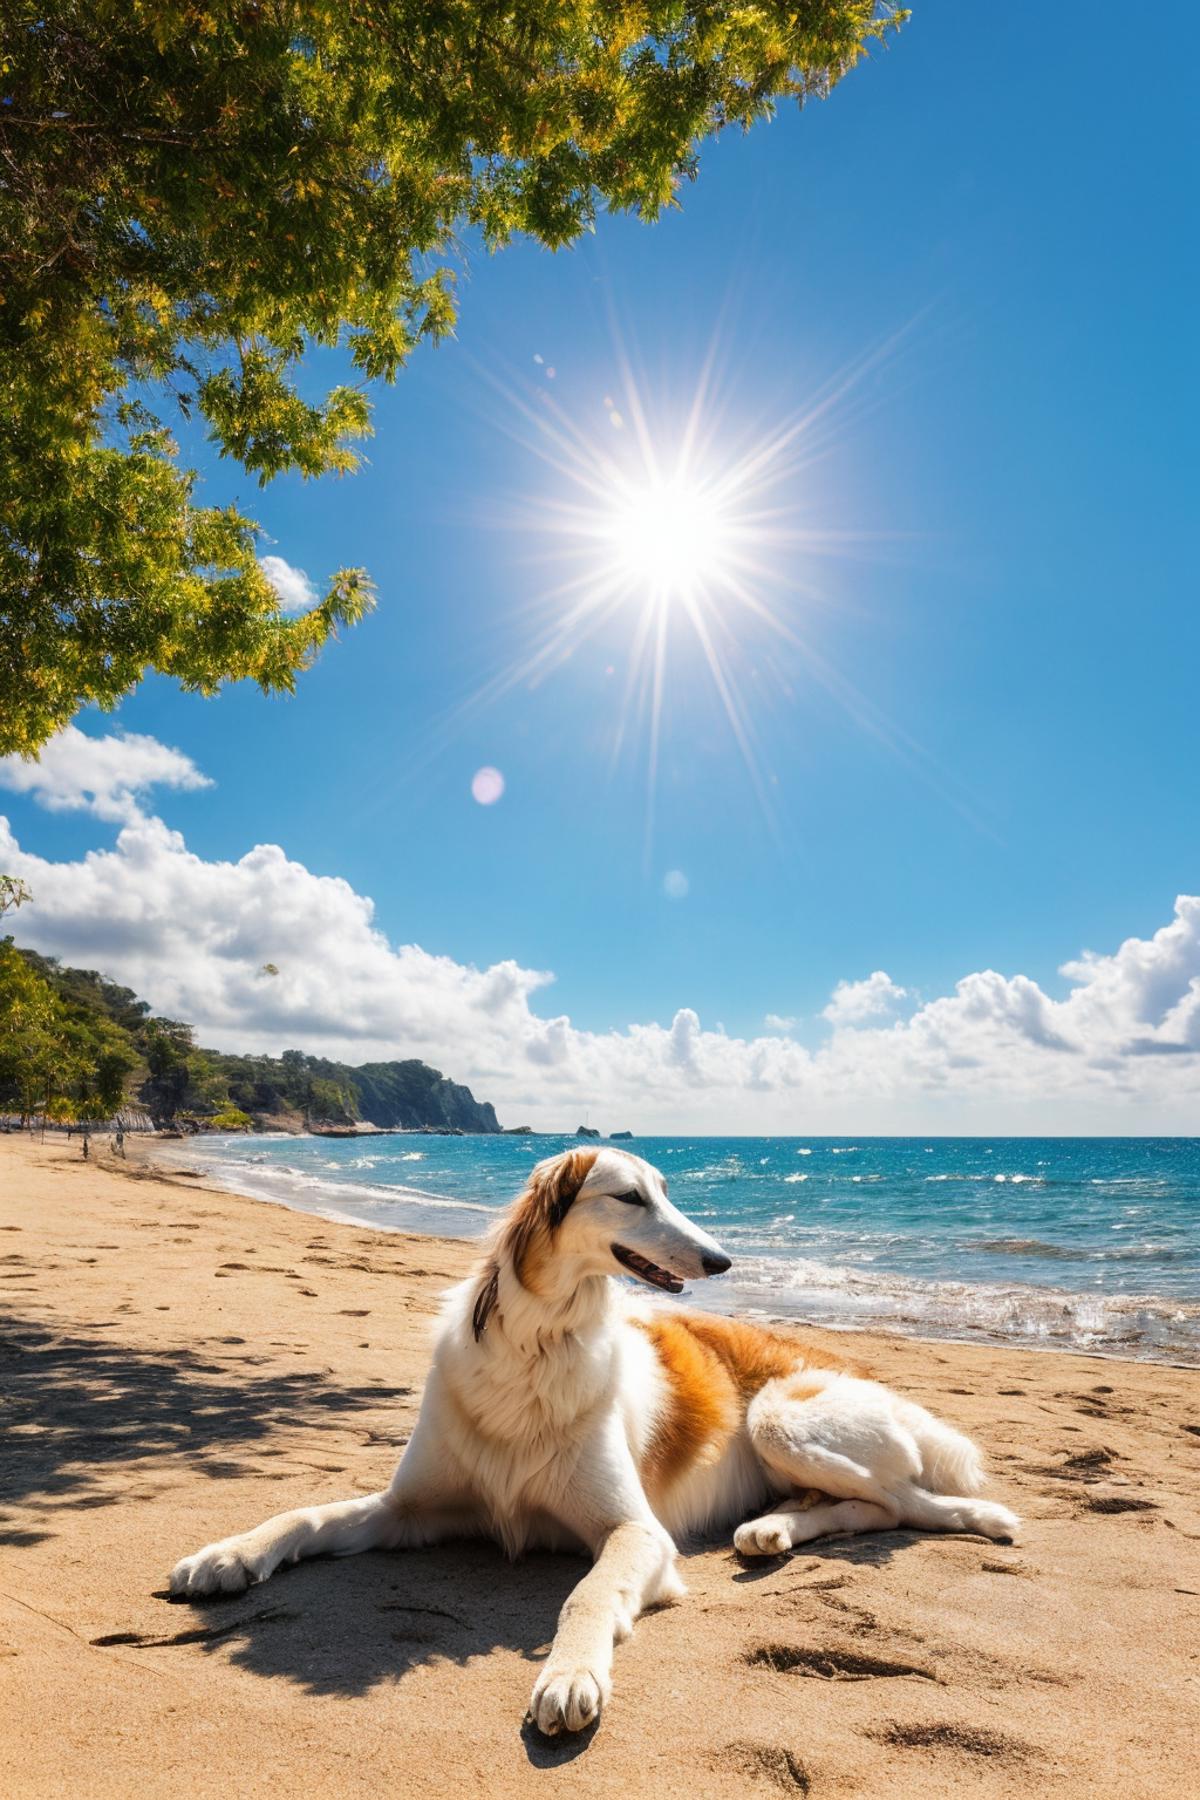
[0,938,58,1118]
[0,936,136,1123]
[1,2,905,755]
[209,1105,253,1132]
[139,1016,195,1121]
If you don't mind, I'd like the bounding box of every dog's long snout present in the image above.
[701,1251,732,1277]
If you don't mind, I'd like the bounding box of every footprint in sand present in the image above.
[866,1721,1034,1761]
[745,1644,936,1682]
[715,1742,811,1794]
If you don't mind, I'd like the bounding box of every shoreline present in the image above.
[2,1132,1198,1798]
[140,1132,1200,1369]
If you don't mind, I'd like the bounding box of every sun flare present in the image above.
[450,324,954,848]
[605,474,730,598]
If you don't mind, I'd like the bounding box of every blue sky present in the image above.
[3,2,1198,1130]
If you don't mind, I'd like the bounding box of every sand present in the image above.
[1,1132,1197,1799]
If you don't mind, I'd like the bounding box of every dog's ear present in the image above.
[474,1149,601,1320]
[529,1147,600,1228]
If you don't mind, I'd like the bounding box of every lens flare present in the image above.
[470,766,505,805]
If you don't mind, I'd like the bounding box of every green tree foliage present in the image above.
[0,938,137,1120]
[208,1104,253,1131]
[1,1,905,754]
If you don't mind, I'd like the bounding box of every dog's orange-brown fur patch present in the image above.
[677,1311,868,1392]
[634,1313,739,1491]
[785,1374,832,1404]
[633,1310,868,1494]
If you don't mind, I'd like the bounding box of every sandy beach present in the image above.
[1,1133,1197,1799]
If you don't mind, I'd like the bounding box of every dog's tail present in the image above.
[897,1401,986,1496]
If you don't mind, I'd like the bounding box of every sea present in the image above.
[172,1134,1200,1365]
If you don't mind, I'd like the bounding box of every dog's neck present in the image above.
[482,1253,615,1355]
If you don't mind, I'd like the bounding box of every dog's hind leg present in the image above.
[737,1374,1018,1556]
[735,1497,897,1556]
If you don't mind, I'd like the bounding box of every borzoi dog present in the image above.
[171,1147,1019,1735]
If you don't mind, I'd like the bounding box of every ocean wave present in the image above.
[968,1236,1190,1264]
[713,1255,1200,1362]
[782,1173,809,1184]
[171,1149,501,1224]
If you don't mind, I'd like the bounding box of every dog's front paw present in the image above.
[169,1538,267,1597]
[529,1660,611,1736]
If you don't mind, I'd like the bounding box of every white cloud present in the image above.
[3,736,1199,1131]
[0,726,212,825]
[663,869,689,900]
[764,1014,796,1032]
[823,969,909,1026]
[260,554,317,613]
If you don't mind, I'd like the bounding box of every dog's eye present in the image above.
[614,1190,646,1206]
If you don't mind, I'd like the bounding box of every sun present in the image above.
[606,474,730,597]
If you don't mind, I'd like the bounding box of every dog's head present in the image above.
[474,1147,730,1334]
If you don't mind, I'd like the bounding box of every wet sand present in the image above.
[1,1133,1197,1798]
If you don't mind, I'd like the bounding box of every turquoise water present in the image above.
[174,1134,1200,1363]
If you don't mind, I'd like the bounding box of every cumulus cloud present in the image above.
[0,726,212,825]
[2,735,1199,1131]
[764,1013,796,1032]
[822,969,909,1026]
[260,554,318,613]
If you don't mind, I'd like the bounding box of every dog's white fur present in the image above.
[171,1148,1019,1735]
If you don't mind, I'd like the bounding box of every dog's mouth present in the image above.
[611,1243,685,1294]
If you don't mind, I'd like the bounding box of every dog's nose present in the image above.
[701,1252,732,1277]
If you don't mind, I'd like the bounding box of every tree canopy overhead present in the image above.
[1,1,906,755]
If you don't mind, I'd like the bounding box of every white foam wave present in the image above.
[715,1256,1200,1362]
[172,1149,501,1224]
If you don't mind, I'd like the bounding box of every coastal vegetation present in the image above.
[0,1,904,755]
[0,939,499,1132]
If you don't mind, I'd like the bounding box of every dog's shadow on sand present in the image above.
[159,1547,605,1765]
[159,1544,581,1699]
